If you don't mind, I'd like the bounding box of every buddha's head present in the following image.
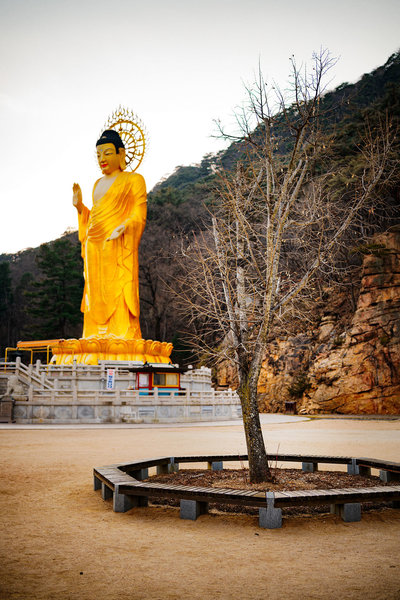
[96,129,126,175]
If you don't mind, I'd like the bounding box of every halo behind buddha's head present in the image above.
[96,129,125,152]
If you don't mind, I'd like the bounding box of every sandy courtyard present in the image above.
[1,417,399,600]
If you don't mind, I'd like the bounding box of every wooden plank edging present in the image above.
[93,454,400,511]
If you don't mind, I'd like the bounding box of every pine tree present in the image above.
[26,239,84,339]
[0,262,13,350]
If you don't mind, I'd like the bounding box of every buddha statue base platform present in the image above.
[50,337,173,366]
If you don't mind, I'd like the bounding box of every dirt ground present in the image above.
[1,418,400,600]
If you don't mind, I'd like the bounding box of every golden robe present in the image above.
[78,171,147,339]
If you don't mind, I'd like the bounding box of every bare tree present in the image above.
[176,50,397,482]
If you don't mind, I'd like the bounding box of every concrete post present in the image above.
[359,465,371,477]
[101,483,113,500]
[347,459,372,477]
[157,458,179,474]
[180,499,208,520]
[380,470,400,482]
[156,463,170,475]
[207,461,223,471]
[169,457,179,473]
[259,492,282,529]
[302,462,318,472]
[131,468,149,480]
[113,485,139,512]
[330,502,361,522]
[347,458,359,475]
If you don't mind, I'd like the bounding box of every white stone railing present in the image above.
[0,359,54,390]
[21,387,240,404]
[2,359,241,423]
[12,389,242,424]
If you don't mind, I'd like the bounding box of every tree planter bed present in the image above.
[93,454,400,529]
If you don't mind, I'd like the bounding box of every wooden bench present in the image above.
[93,455,400,528]
[262,485,400,528]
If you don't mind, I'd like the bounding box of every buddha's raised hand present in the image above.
[72,183,83,213]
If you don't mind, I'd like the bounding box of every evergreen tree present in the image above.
[0,262,13,351]
[26,239,84,339]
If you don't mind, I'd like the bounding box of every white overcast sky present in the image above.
[1,0,399,254]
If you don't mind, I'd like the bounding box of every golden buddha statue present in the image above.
[72,129,146,340]
[50,123,172,365]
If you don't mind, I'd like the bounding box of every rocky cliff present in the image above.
[220,228,400,415]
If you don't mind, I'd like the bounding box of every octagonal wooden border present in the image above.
[94,454,400,528]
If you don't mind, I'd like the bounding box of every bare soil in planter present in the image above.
[146,468,392,515]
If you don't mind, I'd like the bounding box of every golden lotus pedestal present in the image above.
[50,337,173,365]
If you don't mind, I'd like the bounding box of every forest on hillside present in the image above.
[1,51,399,366]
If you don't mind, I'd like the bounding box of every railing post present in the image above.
[15,356,21,379]
[28,385,33,402]
[27,363,33,384]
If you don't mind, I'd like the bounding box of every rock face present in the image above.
[256,229,400,414]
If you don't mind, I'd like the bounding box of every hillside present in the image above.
[1,51,399,366]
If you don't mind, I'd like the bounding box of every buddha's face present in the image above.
[96,143,121,175]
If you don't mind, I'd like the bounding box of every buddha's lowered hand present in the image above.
[106,224,126,241]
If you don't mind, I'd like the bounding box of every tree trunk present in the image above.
[239,376,271,482]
